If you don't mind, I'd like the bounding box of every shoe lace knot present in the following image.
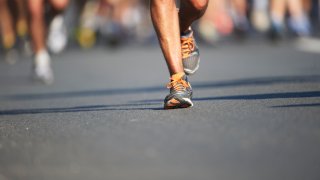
[181,37,195,59]
[167,78,189,92]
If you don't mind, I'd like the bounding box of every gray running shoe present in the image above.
[164,73,193,109]
[181,30,200,75]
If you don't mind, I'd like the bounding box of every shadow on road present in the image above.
[1,91,319,116]
[0,103,163,116]
[271,103,320,108]
[1,75,320,101]
[136,91,320,103]
[194,91,320,100]
[1,75,320,116]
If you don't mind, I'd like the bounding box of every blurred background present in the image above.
[1,0,320,62]
[1,1,320,180]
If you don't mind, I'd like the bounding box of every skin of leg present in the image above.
[28,0,46,53]
[270,0,287,22]
[230,0,247,17]
[113,0,139,22]
[302,0,311,12]
[97,0,112,18]
[14,0,28,37]
[48,0,69,20]
[150,0,183,75]
[199,0,218,23]
[200,0,233,35]
[287,0,305,17]
[113,1,126,22]
[14,0,27,22]
[202,0,216,20]
[0,0,15,48]
[49,0,69,11]
[179,0,209,33]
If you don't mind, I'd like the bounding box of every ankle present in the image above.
[35,49,50,63]
[171,72,185,80]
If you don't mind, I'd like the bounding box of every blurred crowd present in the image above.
[0,0,320,83]
[199,0,319,44]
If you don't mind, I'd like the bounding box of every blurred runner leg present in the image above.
[0,0,17,64]
[251,0,270,33]
[14,0,32,57]
[47,0,69,54]
[270,0,286,40]
[29,0,53,84]
[198,0,233,44]
[287,0,311,36]
[230,0,249,37]
[77,0,100,49]
[28,0,68,84]
[15,0,28,39]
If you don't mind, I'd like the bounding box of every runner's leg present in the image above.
[270,0,286,24]
[179,0,209,34]
[28,0,54,84]
[150,0,183,75]
[49,0,69,14]
[0,0,15,49]
[28,0,45,53]
[14,0,28,38]
[150,0,193,109]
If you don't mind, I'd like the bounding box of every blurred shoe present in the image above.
[16,19,32,57]
[131,5,155,43]
[18,36,33,57]
[2,32,15,50]
[295,37,320,53]
[164,72,193,110]
[4,48,19,65]
[78,1,100,48]
[289,15,311,37]
[2,33,18,64]
[232,14,250,39]
[198,19,220,44]
[181,29,200,75]
[251,9,270,33]
[269,16,285,41]
[16,19,28,38]
[78,27,96,49]
[251,0,270,32]
[268,25,284,41]
[47,15,68,54]
[121,4,141,35]
[33,50,54,85]
[99,20,124,47]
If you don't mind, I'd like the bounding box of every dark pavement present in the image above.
[0,41,320,180]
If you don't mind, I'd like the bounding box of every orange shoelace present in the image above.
[167,77,189,92]
[181,37,195,59]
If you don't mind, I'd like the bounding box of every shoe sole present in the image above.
[164,97,193,110]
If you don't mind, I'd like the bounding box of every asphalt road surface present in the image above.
[0,41,320,180]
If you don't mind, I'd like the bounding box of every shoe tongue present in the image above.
[171,72,185,81]
[181,29,193,38]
